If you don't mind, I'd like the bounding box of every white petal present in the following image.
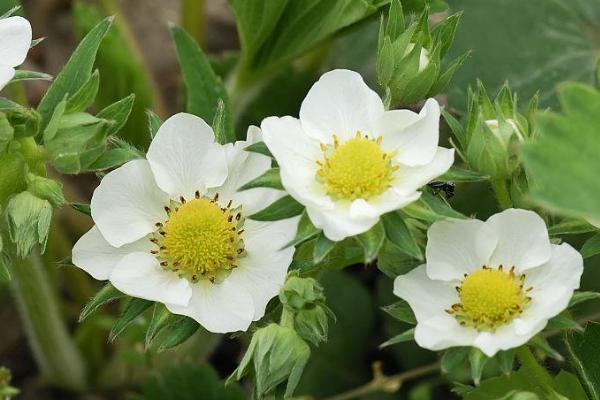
[91,159,169,247]
[72,226,153,280]
[299,69,384,142]
[166,279,255,333]
[146,113,228,199]
[216,126,283,215]
[524,243,583,320]
[227,218,297,319]
[378,98,441,166]
[349,189,421,220]
[0,65,15,91]
[110,252,192,306]
[394,265,477,350]
[486,209,552,271]
[261,115,332,210]
[426,218,498,281]
[393,147,454,196]
[471,318,547,357]
[307,204,378,241]
[0,16,31,67]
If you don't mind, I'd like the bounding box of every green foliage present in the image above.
[229,0,388,81]
[448,0,600,110]
[79,283,125,322]
[238,167,283,191]
[72,2,155,148]
[170,24,235,143]
[136,364,244,400]
[522,84,600,222]
[565,322,600,400]
[249,195,304,221]
[6,191,52,256]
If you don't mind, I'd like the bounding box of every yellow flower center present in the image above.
[447,266,532,332]
[150,194,245,283]
[316,132,397,201]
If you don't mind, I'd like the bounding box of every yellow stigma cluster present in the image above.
[316,132,397,201]
[447,266,532,332]
[150,193,245,283]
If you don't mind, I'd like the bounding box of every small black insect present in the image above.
[428,181,455,199]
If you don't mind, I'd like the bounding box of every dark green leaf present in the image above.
[79,283,124,322]
[381,211,422,259]
[96,94,136,136]
[283,211,320,249]
[469,348,488,385]
[38,17,113,129]
[86,147,141,171]
[356,221,385,263]
[497,349,516,375]
[0,258,10,282]
[238,168,283,191]
[379,328,415,348]
[153,317,200,352]
[109,298,153,342]
[65,69,100,113]
[313,233,337,264]
[244,141,273,157]
[441,347,469,374]
[249,195,304,221]
[439,166,488,183]
[382,299,416,324]
[11,70,53,82]
[582,234,600,259]
[171,24,234,143]
[570,291,600,308]
[549,219,597,236]
[145,303,175,349]
[565,322,600,400]
[70,202,91,216]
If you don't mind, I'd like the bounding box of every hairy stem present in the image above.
[8,245,87,391]
[491,178,512,209]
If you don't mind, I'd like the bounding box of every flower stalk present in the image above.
[7,243,87,391]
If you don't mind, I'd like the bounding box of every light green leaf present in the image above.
[569,291,600,308]
[37,16,113,129]
[96,94,136,137]
[441,347,469,374]
[469,348,488,385]
[521,84,600,222]
[152,317,200,352]
[147,110,163,138]
[65,69,99,113]
[439,166,488,182]
[11,70,52,82]
[249,195,304,221]
[244,141,272,158]
[0,256,10,283]
[312,233,337,265]
[170,24,234,143]
[565,322,600,400]
[382,299,416,325]
[379,328,415,348]
[86,147,141,171]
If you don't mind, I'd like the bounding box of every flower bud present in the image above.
[0,113,14,153]
[6,191,53,257]
[377,0,466,106]
[0,151,27,207]
[7,108,40,139]
[230,324,310,399]
[27,174,65,207]
[279,275,334,345]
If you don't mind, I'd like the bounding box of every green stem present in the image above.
[516,346,553,389]
[8,245,87,391]
[181,0,205,48]
[280,307,295,329]
[491,178,512,209]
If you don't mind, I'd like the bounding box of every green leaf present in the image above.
[0,258,10,283]
[547,314,582,332]
[238,168,283,191]
[152,317,200,352]
[249,195,304,221]
[379,328,415,348]
[37,16,113,129]
[530,336,563,362]
[86,147,140,171]
[582,234,600,259]
[145,303,175,349]
[65,69,100,113]
[441,347,469,374]
[548,219,597,236]
[70,202,91,216]
[570,291,600,307]
[283,211,320,249]
[355,221,385,263]
[11,70,53,82]
[382,299,416,325]
[381,211,422,259]
[313,233,336,264]
[448,0,600,110]
[244,141,273,158]
[439,166,489,182]
[497,349,516,375]
[522,84,600,222]
[79,283,124,322]
[230,0,385,74]
[109,298,153,342]
[96,94,136,137]
[565,322,600,400]
[469,348,488,385]
[147,110,163,138]
[170,24,234,143]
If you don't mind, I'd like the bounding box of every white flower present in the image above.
[393,208,583,357]
[73,113,298,333]
[262,69,454,241]
[0,16,32,91]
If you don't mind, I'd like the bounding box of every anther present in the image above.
[180,196,186,203]
[238,229,245,235]
[213,193,219,201]
[160,261,168,267]
[164,206,171,213]
[227,199,232,208]
[155,222,163,228]
[195,190,200,199]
